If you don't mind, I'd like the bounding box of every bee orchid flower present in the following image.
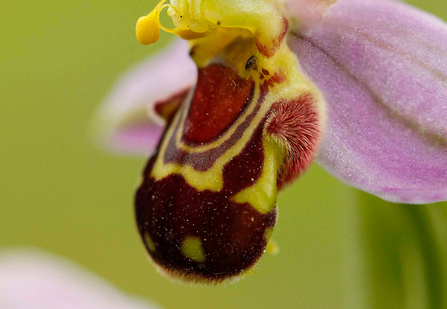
[95,0,447,284]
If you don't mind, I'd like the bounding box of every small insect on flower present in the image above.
[97,0,447,284]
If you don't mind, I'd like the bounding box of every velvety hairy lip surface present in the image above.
[290,0,447,203]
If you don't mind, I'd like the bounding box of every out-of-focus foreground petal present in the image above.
[289,0,447,203]
[0,250,159,309]
[94,40,195,155]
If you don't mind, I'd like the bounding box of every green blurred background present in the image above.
[1,1,446,308]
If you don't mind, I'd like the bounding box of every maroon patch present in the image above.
[262,69,270,76]
[182,64,254,145]
[154,88,190,123]
[135,124,277,282]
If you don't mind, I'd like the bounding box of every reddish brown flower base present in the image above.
[135,129,277,283]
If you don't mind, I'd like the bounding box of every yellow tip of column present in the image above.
[136,14,160,45]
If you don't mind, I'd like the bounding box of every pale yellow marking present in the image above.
[242,266,257,276]
[144,232,156,252]
[181,237,206,263]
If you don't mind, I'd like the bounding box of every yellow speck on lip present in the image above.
[266,239,279,255]
[144,232,156,252]
[181,237,206,262]
[264,228,279,255]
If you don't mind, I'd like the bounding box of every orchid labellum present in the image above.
[96,0,447,284]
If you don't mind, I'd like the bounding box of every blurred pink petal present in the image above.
[0,250,159,309]
[289,0,447,203]
[94,40,195,155]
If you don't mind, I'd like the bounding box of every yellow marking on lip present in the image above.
[181,237,206,263]
[266,239,279,255]
[144,232,156,252]
[230,138,282,214]
[264,228,279,255]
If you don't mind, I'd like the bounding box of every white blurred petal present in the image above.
[0,250,160,309]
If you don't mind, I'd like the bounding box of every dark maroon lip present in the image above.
[134,57,320,283]
[135,123,277,282]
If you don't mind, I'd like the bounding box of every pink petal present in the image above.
[289,0,447,203]
[94,40,196,155]
[0,250,159,309]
